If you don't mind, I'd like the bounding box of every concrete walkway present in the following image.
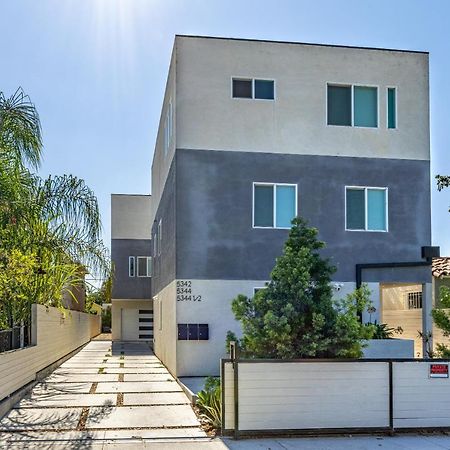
[0,340,209,448]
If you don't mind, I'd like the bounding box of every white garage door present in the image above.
[121,308,138,341]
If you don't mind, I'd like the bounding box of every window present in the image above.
[346,187,387,231]
[163,100,173,155]
[232,79,252,98]
[137,256,152,277]
[327,85,351,126]
[387,87,397,129]
[158,220,162,256]
[407,291,422,309]
[253,183,297,228]
[128,256,135,277]
[232,78,275,100]
[254,80,274,100]
[327,84,378,128]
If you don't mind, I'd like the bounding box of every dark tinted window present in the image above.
[199,324,209,340]
[327,85,351,126]
[232,79,252,98]
[255,80,274,99]
[188,324,199,340]
[254,185,274,227]
[346,189,365,230]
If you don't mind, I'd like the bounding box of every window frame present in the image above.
[326,83,379,128]
[252,182,298,230]
[386,86,398,130]
[345,186,389,232]
[137,256,152,278]
[128,256,135,277]
[231,77,276,101]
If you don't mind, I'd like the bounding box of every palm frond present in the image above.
[0,88,42,170]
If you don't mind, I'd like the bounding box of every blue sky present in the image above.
[1,0,449,255]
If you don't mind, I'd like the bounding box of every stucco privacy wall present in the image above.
[160,280,380,377]
[223,360,450,432]
[0,305,100,402]
[153,281,177,376]
[111,300,153,341]
[176,149,431,283]
[176,36,429,161]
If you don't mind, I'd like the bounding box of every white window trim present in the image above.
[231,77,276,101]
[345,186,389,232]
[252,182,298,229]
[128,256,135,277]
[386,86,398,130]
[253,284,269,295]
[326,83,379,129]
[158,220,162,256]
[137,256,152,278]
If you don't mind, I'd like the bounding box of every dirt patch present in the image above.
[117,393,124,406]
[89,382,98,394]
[118,374,124,382]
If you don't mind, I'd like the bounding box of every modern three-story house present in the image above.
[111,35,434,375]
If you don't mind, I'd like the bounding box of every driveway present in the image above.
[0,340,210,448]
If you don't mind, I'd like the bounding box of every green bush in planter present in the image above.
[196,376,221,429]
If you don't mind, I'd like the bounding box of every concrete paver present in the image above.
[123,392,190,405]
[124,373,175,381]
[0,407,83,431]
[96,381,182,393]
[17,393,117,408]
[0,340,206,448]
[45,373,119,383]
[86,405,201,428]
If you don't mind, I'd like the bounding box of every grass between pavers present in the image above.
[116,393,124,406]
[118,374,124,382]
[89,383,98,394]
[98,368,104,374]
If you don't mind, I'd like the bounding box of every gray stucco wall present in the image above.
[111,239,152,299]
[151,160,177,296]
[175,149,432,283]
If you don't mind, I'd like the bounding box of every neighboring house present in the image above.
[111,194,153,342]
[112,35,435,376]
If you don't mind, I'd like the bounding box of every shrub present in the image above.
[196,376,221,429]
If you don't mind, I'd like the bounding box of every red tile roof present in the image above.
[432,257,450,278]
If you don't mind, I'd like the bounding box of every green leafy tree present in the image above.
[0,88,110,329]
[436,175,450,212]
[227,218,374,359]
[431,286,450,358]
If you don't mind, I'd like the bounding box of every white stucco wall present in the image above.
[175,36,429,162]
[153,281,178,376]
[165,279,381,377]
[111,194,152,240]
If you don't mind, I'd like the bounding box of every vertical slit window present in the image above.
[128,256,135,277]
[387,87,396,129]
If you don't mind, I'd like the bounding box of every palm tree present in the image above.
[0,88,110,329]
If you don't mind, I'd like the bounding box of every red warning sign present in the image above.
[429,364,449,378]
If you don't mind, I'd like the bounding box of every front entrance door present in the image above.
[121,308,139,340]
